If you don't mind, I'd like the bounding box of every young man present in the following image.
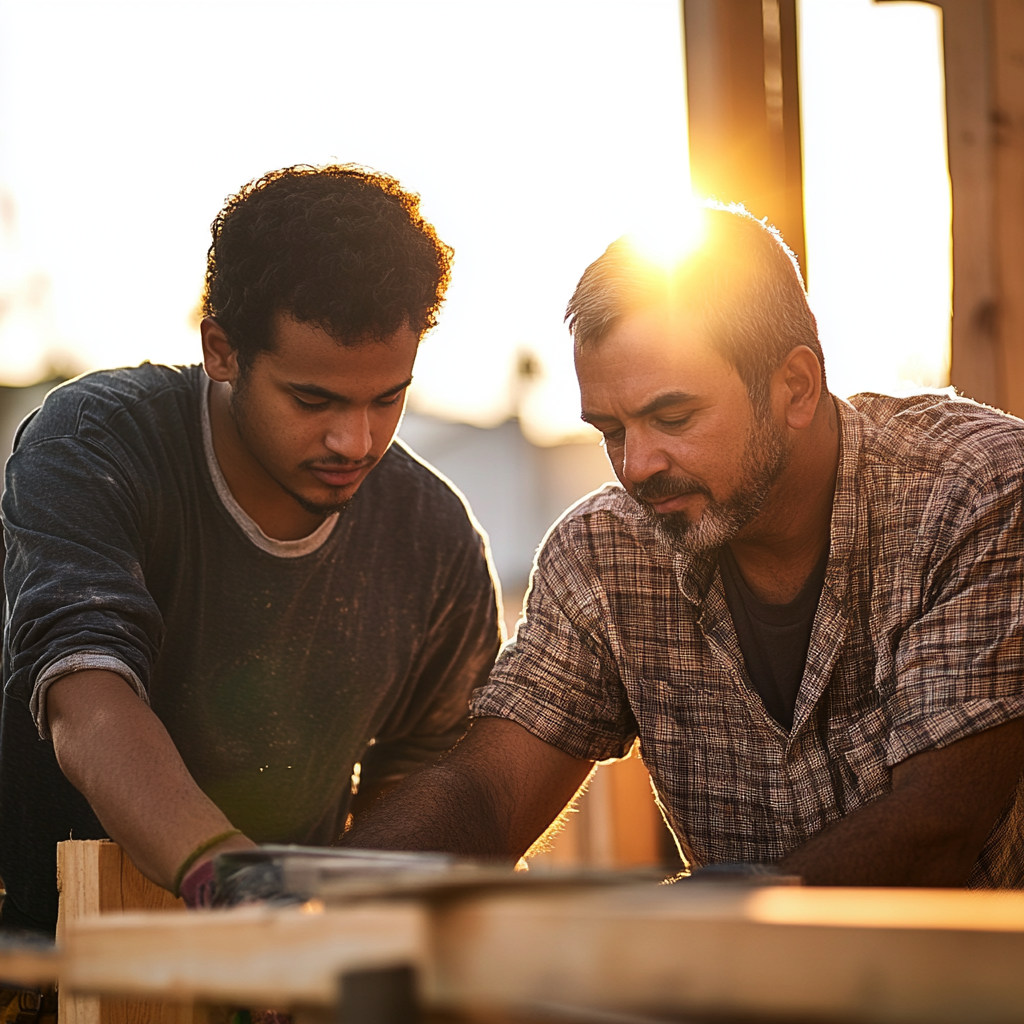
[0,165,501,933]
[344,205,1024,888]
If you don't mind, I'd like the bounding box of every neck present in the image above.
[727,393,840,603]
[208,380,326,541]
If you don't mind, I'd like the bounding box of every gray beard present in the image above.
[634,414,790,555]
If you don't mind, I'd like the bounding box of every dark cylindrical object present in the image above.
[338,965,420,1024]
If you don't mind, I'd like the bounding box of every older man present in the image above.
[345,205,1024,887]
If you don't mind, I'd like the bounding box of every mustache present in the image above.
[300,454,379,471]
[633,473,710,506]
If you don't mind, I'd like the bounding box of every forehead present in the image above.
[575,308,740,408]
[259,312,419,383]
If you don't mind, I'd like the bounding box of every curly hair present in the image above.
[202,164,453,366]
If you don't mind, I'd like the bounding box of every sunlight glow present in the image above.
[0,0,952,441]
[798,0,951,399]
[746,886,1024,932]
[622,199,707,274]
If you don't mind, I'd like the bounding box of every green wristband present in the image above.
[172,829,243,899]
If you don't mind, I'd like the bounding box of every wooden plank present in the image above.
[527,756,664,870]
[56,881,1024,1022]
[427,885,1024,1023]
[917,0,1024,414]
[56,840,187,1024]
[604,753,662,867]
[61,903,428,1008]
[0,946,58,989]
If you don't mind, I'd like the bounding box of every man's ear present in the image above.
[774,345,823,431]
[200,317,239,384]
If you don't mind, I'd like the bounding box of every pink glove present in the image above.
[179,858,217,908]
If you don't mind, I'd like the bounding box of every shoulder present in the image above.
[550,482,639,532]
[362,438,488,549]
[16,363,201,449]
[848,391,1024,485]
[537,482,665,569]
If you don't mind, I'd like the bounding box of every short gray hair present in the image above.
[565,204,824,414]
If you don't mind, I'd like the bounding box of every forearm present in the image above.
[343,760,519,859]
[48,670,254,892]
[780,720,1024,887]
[779,789,978,886]
[342,718,594,860]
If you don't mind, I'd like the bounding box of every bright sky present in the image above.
[0,0,950,443]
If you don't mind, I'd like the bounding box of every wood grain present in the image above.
[427,884,1024,1024]
[56,841,188,1024]
[55,879,1024,1022]
[62,902,428,1008]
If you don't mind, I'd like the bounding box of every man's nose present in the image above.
[324,409,373,461]
[621,429,671,486]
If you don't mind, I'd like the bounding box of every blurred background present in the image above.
[2,0,1007,868]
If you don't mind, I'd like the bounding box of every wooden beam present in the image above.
[52,882,1024,1022]
[429,885,1024,1023]
[61,903,427,1009]
[909,0,999,406]
[526,750,666,870]
[0,946,57,989]
[906,0,1024,413]
[56,840,187,1024]
[992,0,1024,415]
[682,0,808,273]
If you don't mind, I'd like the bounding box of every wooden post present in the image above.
[894,0,1024,414]
[991,0,1024,415]
[527,746,666,870]
[56,840,190,1024]
[682,0,808,273]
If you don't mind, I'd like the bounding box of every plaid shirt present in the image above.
[472,393,1024,886]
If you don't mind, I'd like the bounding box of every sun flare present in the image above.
[622,198,708,271]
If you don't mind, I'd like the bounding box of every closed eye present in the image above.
[294,395,329,410]
[658,414,693,430]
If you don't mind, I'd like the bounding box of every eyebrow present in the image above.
[581,390,699,424]
[288,377,414,403]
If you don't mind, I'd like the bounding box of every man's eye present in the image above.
[602,428,625,444]
[294,395,328,410]
[659,415,692,430]
[377,393,404,407]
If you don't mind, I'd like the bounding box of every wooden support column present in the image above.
[992,0,1024,415]
[56,840,191,1024]
[884,0,1024,414]
[682,0,807,273]
[527,746,667,871]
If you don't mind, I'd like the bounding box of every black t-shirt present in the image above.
[718,543,829,731]
[0,363,501,933]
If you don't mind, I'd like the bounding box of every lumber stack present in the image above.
[2,842,1024,1024]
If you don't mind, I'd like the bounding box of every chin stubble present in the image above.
[229,376,361,518]
[634,415,790,555]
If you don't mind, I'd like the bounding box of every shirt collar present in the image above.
[828,395,862,573]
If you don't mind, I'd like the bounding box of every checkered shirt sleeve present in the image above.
[472,500,638,762]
